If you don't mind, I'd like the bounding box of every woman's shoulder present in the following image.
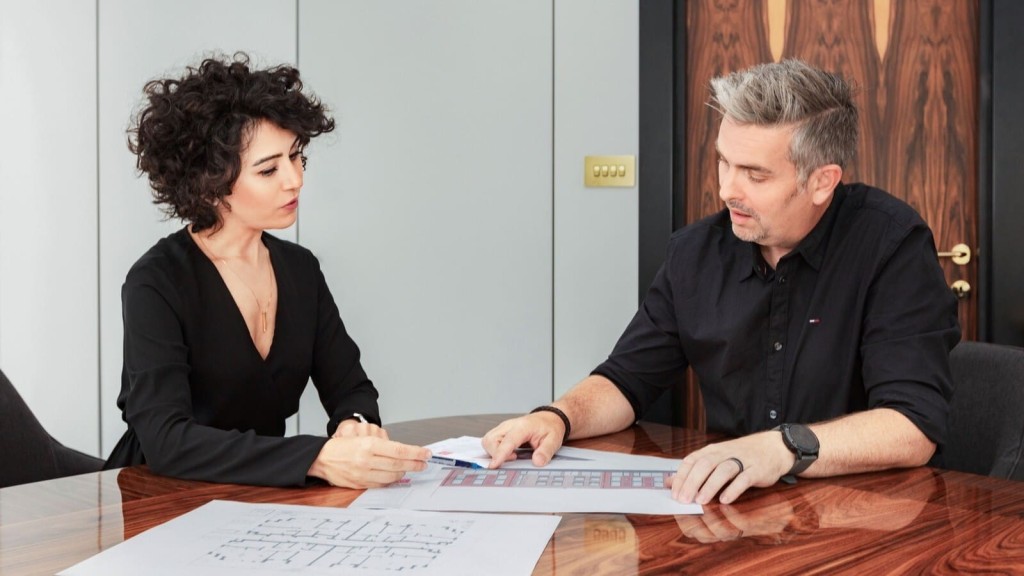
[124,227,197,287]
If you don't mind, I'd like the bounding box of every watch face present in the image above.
[786,424,820,452]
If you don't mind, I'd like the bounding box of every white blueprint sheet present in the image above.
[59,500,559,576]
[351,436,703,515]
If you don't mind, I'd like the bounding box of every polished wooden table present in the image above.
[2,414,1023,575]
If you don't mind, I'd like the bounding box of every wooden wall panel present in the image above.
[882,0,978,340]
[686,0,773,223]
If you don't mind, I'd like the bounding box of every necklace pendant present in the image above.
[261,309,268,333]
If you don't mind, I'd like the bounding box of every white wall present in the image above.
[297,0,554,430]
[554,0,639,398]
[0,0,99,455]
[0,0,639,458]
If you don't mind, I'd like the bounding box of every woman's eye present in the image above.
[259,167,278,177]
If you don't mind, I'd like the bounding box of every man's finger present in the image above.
[695,461,739,505]
[489,430,528,468]
[718,472,751,504]
[529,436,561,467]
[677,458,715,503]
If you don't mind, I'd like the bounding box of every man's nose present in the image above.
[718,167,739,203]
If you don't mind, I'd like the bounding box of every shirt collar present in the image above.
[737,183,847,281]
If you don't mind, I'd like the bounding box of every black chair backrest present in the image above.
[0,368,103,488]
[945,341,1024,481]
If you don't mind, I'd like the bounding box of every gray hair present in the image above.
[709,59,858,184]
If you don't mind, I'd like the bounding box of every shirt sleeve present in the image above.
[859,224,960,445]
[121,271,329,487]
[592,254,690,421]
[306,259,382,435]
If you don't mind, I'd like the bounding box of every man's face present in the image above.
[716,117,826,260]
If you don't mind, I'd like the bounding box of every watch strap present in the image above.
[778,423,819,478]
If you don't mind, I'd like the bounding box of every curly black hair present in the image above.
[128,52,335,231]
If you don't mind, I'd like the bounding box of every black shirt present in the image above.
[105,228,380,486]
[594,183,960,444]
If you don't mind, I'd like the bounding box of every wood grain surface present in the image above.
[2,414,1021,575]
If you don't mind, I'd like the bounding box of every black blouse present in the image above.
[105,228,380,486]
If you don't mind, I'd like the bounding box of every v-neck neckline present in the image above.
[188,229,280,363]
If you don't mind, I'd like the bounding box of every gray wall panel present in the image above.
[553,0,639,398]
[0,0,99,455]
[299,0,554,428]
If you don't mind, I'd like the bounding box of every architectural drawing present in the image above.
[196,507,472,572]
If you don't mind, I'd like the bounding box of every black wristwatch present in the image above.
[778,423,819,477]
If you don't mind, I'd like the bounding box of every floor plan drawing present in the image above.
[197,506,471,572]
[59,500,560,576]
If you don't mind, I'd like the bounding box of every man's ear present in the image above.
[809,164,842,206]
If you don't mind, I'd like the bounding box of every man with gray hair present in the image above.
[483,59,960,505]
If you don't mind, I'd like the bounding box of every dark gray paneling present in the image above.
[990,0,1024,346]
[638,0,677,304]
[638,0,686,426]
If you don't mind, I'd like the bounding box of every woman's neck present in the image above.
[190,224,264,265]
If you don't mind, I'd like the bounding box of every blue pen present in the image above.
[428,455,485,469]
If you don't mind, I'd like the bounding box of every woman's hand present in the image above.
[308,436,430,489]
[333,418,390,440]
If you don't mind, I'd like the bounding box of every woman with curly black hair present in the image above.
[105,53,430,487]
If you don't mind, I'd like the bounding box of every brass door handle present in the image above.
[951,280,971,300]
[938,243,971,265]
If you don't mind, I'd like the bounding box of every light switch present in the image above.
[584,155,636,187]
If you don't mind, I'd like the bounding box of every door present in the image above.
[676,0,979,429]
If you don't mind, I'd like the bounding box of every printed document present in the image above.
[59,500,559,576]
[351,436,703,515]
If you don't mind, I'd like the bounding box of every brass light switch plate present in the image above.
[584,155,636,188]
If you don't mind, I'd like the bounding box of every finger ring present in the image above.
[727,457,744,474]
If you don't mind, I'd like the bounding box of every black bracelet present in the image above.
[530,406,571,444]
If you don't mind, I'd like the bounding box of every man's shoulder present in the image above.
[840,183,927,231]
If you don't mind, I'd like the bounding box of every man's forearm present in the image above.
[551,375,636,440]
[803,408,935,478]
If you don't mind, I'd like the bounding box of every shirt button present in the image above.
[773,341,783,352]
[778,275,787,284]
[769,410,778,420]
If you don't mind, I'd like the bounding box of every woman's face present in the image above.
[221,119,304,232]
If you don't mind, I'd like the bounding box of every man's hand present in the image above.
[309,437,430,489]
[481,411,567,468]
[671,430,794,505]
[674,492,796,543]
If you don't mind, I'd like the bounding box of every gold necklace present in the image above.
[196,233,275,333]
